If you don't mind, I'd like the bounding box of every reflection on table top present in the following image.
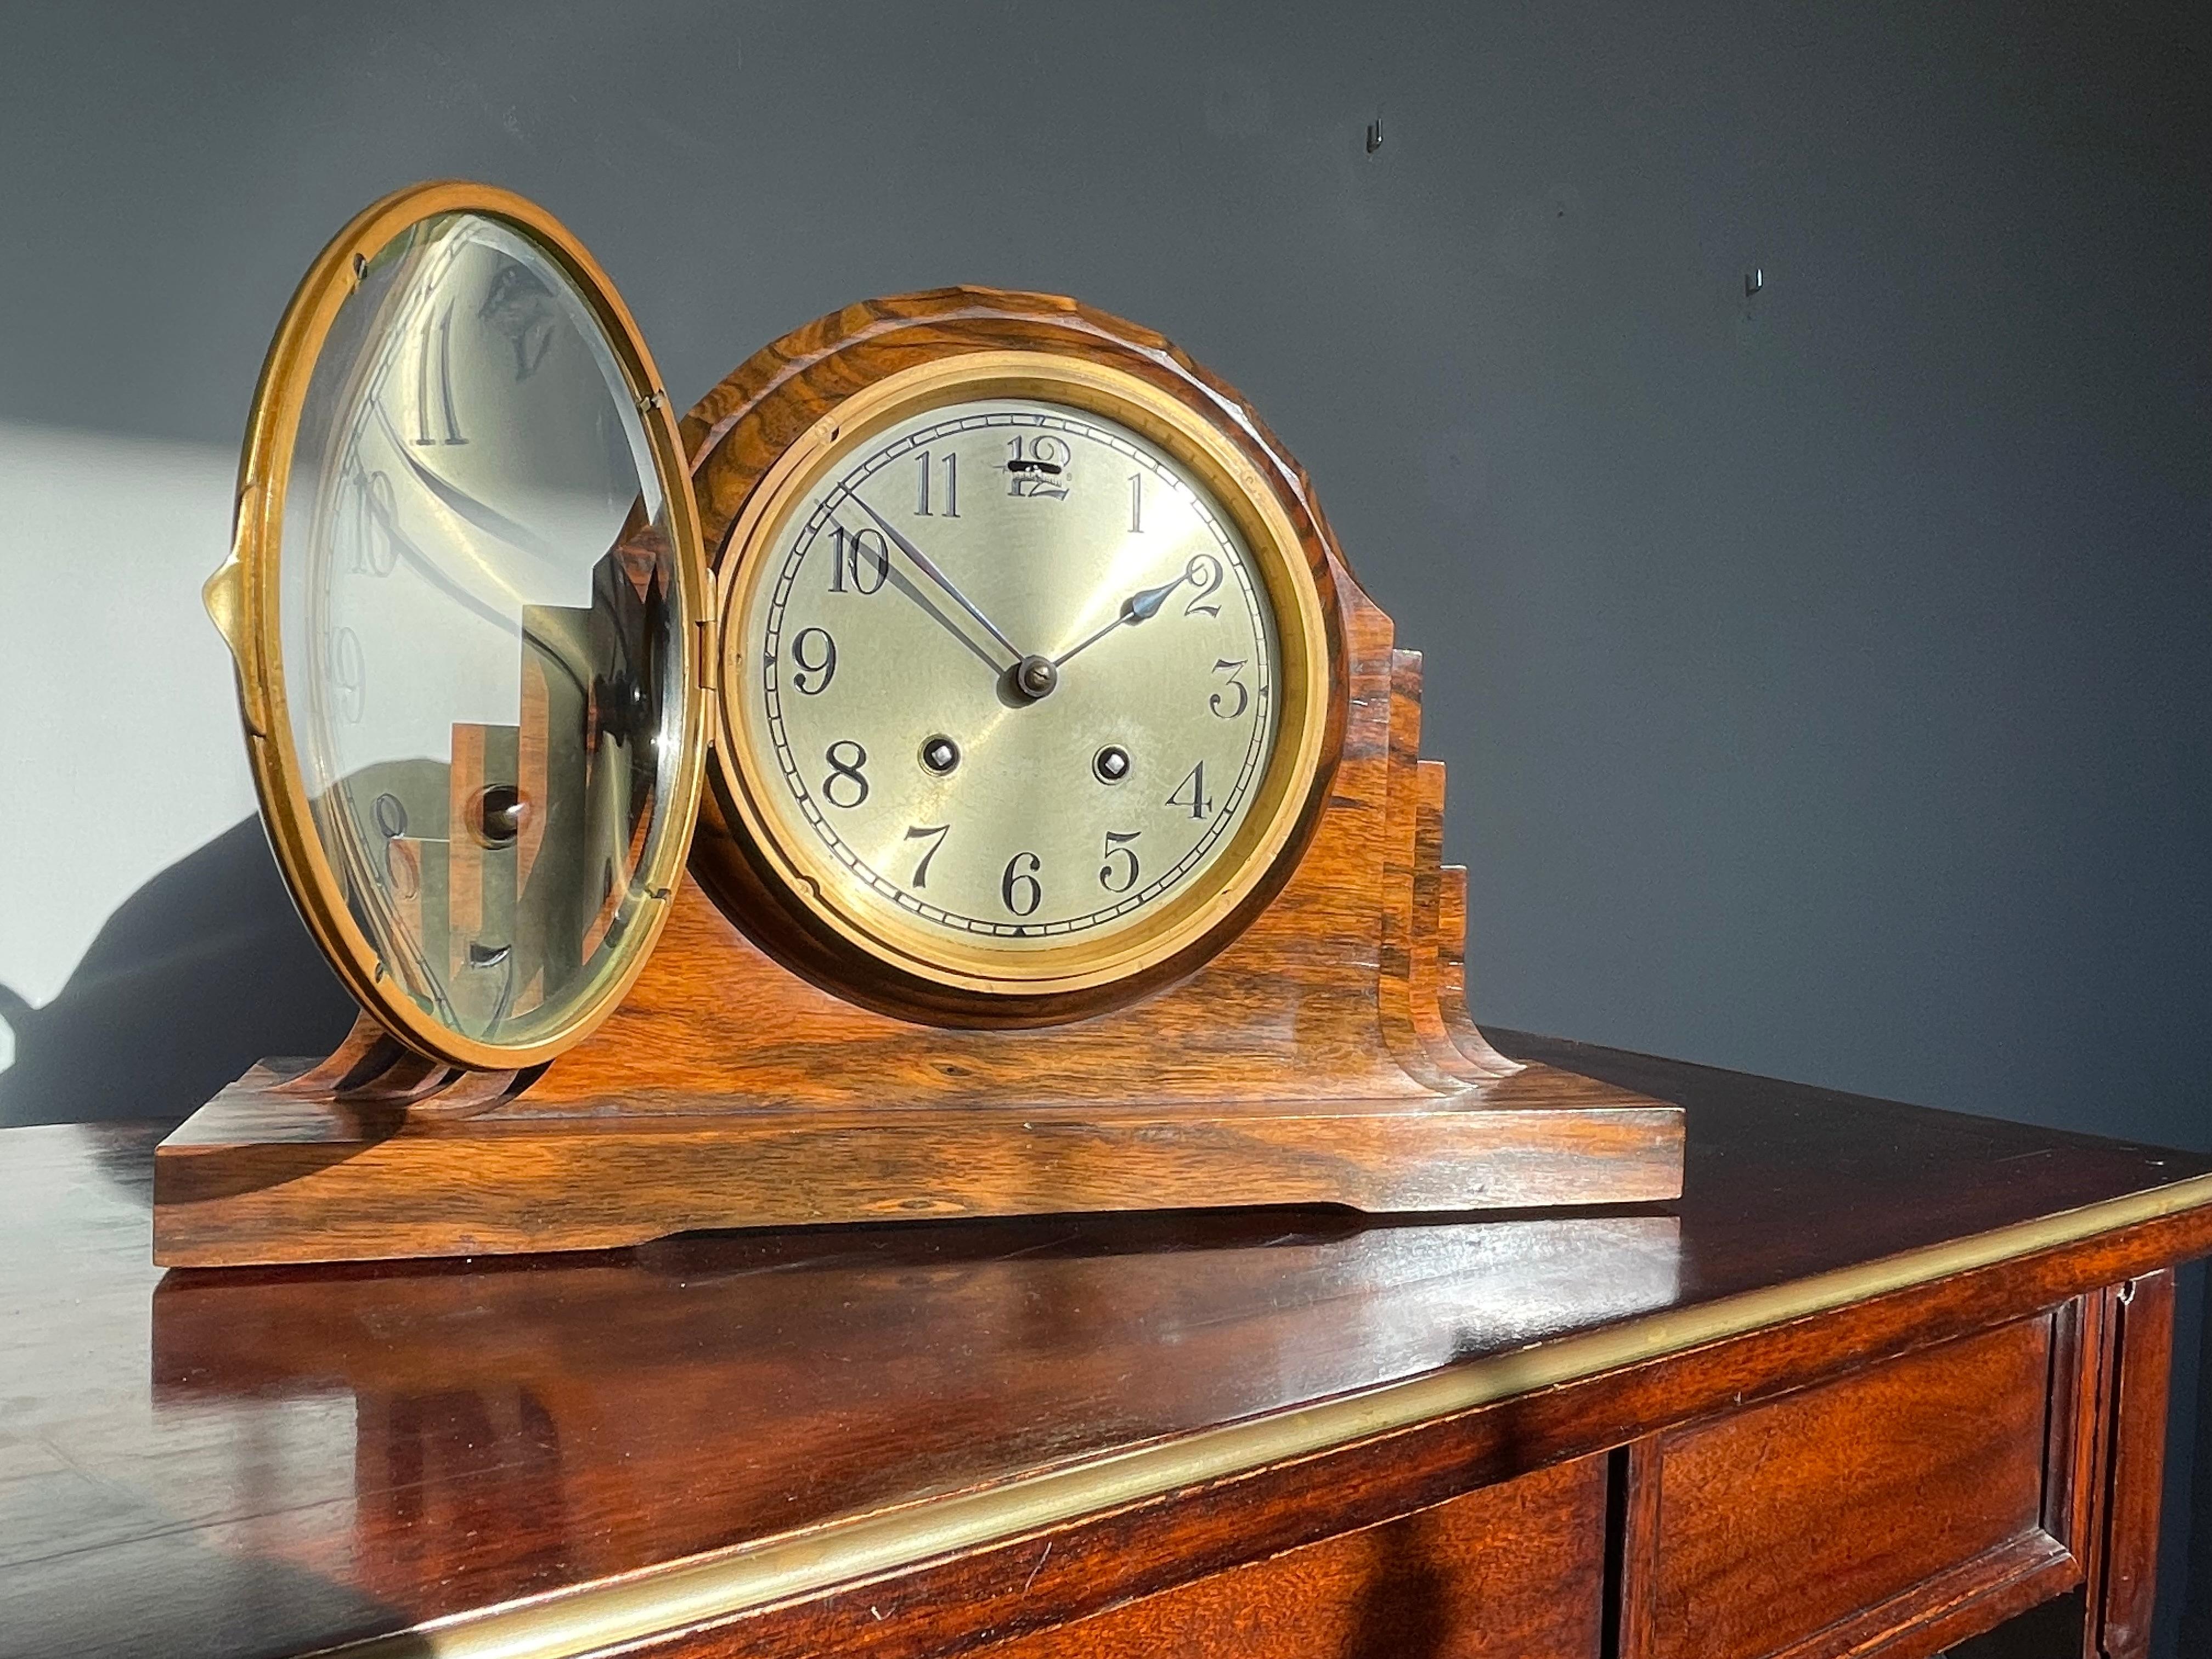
[3,1030,2206,1659]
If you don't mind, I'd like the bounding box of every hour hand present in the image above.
[1121,574,1187,624]
[1052,569,1192,669]
[839,489,1025,666]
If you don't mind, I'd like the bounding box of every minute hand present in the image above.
[839,490,1025,664]
[1052,572,1192,669]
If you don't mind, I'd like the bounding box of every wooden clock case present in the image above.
[153,286,1684,1268]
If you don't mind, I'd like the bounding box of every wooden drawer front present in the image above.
[1643,1317,2060,1659]
[976,1453,1606,1659]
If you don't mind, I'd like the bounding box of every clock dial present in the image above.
[230,190,707,1065]
[718,372,1327,1002]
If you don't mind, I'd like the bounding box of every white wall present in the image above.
[0,424,254,1052]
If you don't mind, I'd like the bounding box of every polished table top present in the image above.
[5,1031,2210,1659]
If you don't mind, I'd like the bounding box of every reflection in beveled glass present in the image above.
[278,212,679,1051]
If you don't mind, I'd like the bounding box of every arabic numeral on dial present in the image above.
[325,626,365,723]
[1005,434,1069,499]
[916,450,958,517]
[1001,851,1043,916]
[342,464,399,576]
[822,740,869,808]
[1209,658,1249,718]
[1099,831,1141,894]
[851,526,890,592]
[905,823,950,888]
[1168,761,1212,820]
[414,301,466,446]
[1183,554,1223,617]
[791,627,837,695]
[827,524,890,595]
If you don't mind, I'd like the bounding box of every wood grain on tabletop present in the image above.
[12,1035,2212,1657]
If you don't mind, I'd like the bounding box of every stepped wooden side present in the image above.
[155,287,1683,1267]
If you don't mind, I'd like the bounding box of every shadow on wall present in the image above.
[0,816,356,1130]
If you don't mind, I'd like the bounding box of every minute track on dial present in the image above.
[740,393,1284,961]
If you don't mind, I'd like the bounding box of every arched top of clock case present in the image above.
[204,181,713,1070]
[684,287,1356,1027]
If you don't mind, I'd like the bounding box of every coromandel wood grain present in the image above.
[10,1032,2210,1659]
[159,284,1680,1268]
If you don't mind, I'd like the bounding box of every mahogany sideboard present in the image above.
[4,1030,2208,1659]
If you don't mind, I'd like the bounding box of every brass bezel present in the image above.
[712,352,1336,1001]
[204,181,712,1071]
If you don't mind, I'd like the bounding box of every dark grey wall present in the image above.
[2,1,2204,1647]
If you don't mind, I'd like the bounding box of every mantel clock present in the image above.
[157,182,1683,1266]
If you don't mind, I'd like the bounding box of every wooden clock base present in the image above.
[155,1065,1680,1265]
[154,612,1681,1267]
[154,292,1683,1267]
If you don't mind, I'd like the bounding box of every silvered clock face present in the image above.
[727,398,1284,968]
